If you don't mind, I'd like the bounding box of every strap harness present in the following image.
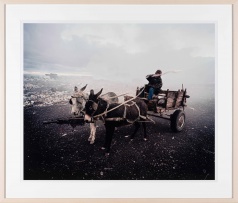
[90,87,155,124]
[93,101,149,124]
[103,101,146,124]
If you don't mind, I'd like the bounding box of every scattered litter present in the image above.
[204,126,207,128]
[111,141,117,147]
[158,163,168,166]
[75,160,85,163]
[104,168,113,170]
[189,107,196,111]
[100,171,104,176]
[204,173,209,180]
[203,148,214,154]
[172,137,174,139]
[61,133,67,137]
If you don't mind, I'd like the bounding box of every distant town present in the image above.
[23,73,137,107]
[24,73,70,107]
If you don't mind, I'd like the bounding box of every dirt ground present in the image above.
[24,94,215,180]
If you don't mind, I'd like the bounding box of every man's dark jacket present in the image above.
[146,74,163,94]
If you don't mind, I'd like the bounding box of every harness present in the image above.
[90,87,151,124]
[85,87,155,124]
[92,100,143,124]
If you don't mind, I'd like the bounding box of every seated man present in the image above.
[146,69,163,100]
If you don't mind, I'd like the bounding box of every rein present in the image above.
[100,93,129,99]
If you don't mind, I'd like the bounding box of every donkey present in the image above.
[84,89,148,155]
[69,84,97,144]
[69,84,88,116]
[70,86,118,144]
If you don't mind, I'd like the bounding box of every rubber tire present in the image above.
[170,110,185,132]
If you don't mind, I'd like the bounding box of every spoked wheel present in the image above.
[170,110,186,132]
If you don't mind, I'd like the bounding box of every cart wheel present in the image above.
[170,110,185,132]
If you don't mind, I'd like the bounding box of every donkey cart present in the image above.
[137,86,190,132]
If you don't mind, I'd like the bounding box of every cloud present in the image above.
[61,24,145,54]
[24,23,215,85]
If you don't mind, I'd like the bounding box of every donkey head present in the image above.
[84,88,105,122]
[69,84,88,116]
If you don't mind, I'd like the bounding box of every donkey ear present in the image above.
[89,89,94,100]
[90,89,94,96]
[80,84,87,92]
[96,88,103,98]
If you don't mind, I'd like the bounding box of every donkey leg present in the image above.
[142,122,148,141]
[89,122,96,144]
[103,123,115,155]
[88,123,94,142]
[130,122,140,140]
[88,123,92,141]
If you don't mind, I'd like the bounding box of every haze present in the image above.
[24,23,215,87]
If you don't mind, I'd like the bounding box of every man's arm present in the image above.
[146,74,153,79]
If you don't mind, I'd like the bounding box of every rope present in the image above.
[93,87,157,124]
[100,93,129,99]
[144,116,155,124]
[93,87,145,119]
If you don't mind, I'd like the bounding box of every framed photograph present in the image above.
[1,0,237,202]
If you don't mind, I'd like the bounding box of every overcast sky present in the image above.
[24,23,215,85]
